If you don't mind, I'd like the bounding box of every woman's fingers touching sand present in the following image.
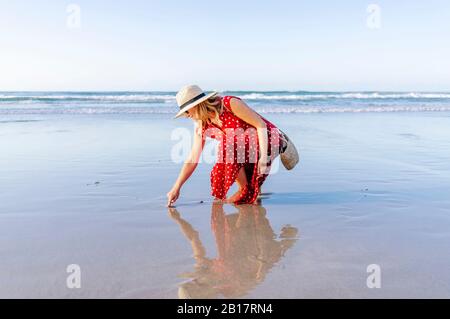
[166,188,180,207]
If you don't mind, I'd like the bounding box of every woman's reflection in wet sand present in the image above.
[168,202,299,299]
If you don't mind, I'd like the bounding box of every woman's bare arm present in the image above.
[228,98,269,174]
[167,120,205,206]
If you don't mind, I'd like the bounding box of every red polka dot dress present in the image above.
[202,96,283,204]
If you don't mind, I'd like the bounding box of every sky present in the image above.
[0,0,449,91]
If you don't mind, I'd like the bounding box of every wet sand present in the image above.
[1,112,450,298]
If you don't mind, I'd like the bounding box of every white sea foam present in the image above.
[1,92,450,115]
[256,105,450,113]
[2,92,450,103]
[0,94,175,102]
[1,105,450,115]
[239,92,450,100]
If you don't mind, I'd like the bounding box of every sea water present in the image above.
[2,91,450,115]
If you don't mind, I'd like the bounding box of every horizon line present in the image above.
[1,90,450,93]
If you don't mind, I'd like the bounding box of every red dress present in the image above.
[202,96,282,204]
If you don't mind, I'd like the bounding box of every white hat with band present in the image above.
[174,85,218,119]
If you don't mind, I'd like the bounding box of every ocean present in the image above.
[1,91,450,115]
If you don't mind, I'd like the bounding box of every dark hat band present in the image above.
[179,93,206,110]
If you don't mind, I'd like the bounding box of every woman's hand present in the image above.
[166,186,180,207]
[258,157,271,175]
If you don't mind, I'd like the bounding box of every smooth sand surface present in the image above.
[1,112,450,298]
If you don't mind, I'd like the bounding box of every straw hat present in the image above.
[279,130,299,170]
[174,85,218,119]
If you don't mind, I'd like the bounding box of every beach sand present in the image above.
[1,112,450,298]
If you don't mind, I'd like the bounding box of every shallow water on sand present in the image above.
[0,112,450,298]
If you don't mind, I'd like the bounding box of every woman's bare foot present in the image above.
[225,167,248,204]
[225,188,244,204]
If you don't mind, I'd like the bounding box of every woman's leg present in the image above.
[225,167,248,203]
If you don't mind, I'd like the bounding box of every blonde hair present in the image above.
[191,95,223,127]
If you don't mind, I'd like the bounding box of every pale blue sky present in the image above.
[0,0,449,91]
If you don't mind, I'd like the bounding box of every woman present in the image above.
[166,85,290,206]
